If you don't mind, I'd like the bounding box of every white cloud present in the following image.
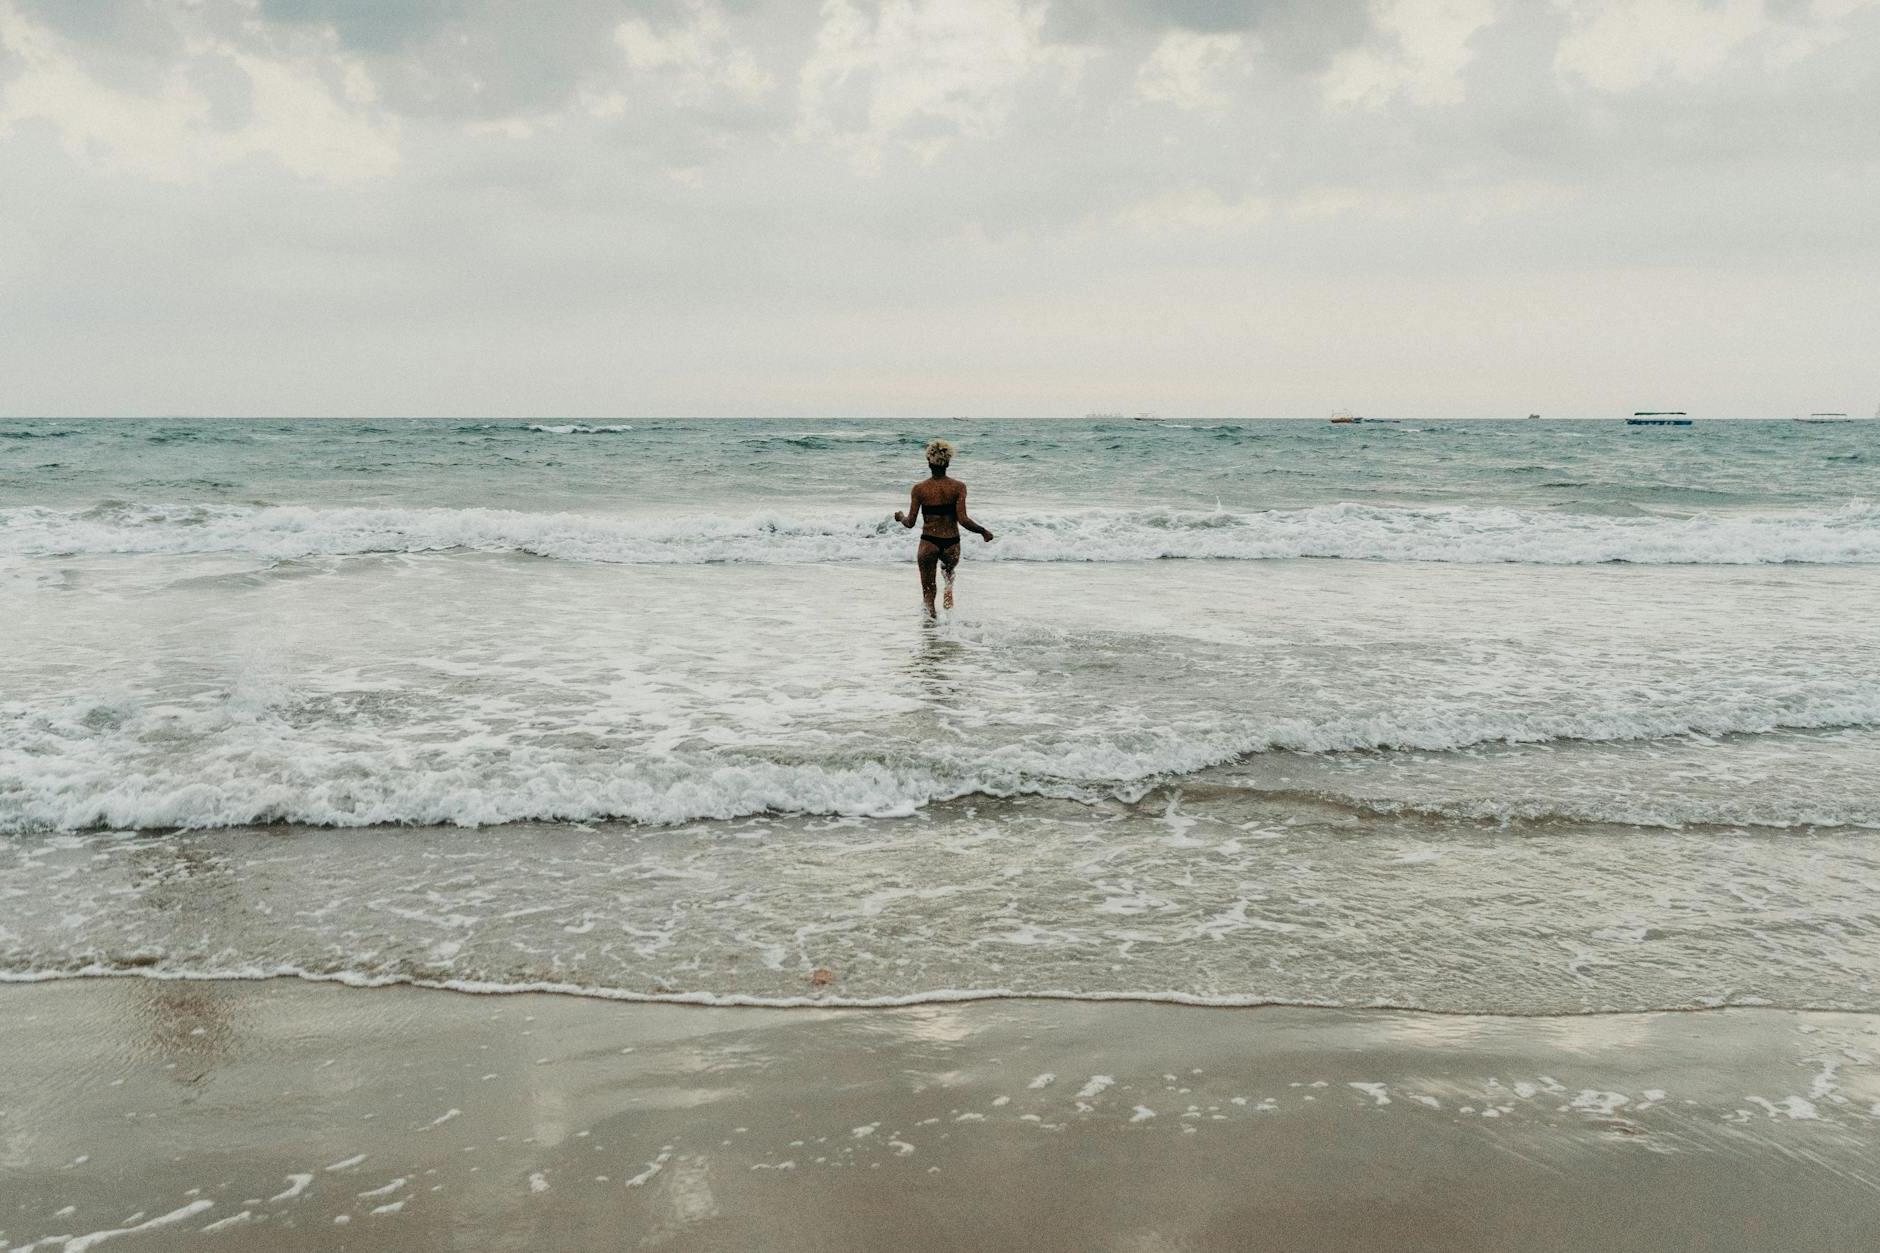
[1287,178,1570,222]
[1113,184,1272,234]
[2,0,1876,418]
[1321,0,1498,108]
[1553,0,1767,91]
[1135,29,1251,111]
[0,2,397,182]
[796,0,1088,168]
[1552,0,1877,91]
[1114,176,1569,237]
[615,1,775,107]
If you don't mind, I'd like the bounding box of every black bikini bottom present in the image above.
[920,535,961,558]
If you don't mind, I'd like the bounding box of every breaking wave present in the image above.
[5,686,1876,834]
[525,423,634,434]
[4,500,1878,566]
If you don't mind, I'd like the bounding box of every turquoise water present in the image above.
[2,418,1876,1013]
[3,416,1875,515]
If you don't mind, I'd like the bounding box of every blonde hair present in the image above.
[924,439,954,467]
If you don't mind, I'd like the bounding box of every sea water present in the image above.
[2,418,1876,1012]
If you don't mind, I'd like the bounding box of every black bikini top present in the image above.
[923,501,957,520]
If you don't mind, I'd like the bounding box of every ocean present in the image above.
[2,417,1876,1015]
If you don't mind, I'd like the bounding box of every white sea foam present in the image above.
[2,962,1869,1015]
[1747,1095,1822,1120]
[1350,1082,1391,1106]
[524,424,634,434]
[624,1149,672,1188]
[4,500,1877,566]
[21,1200,220,1253]
[1568,1090,1629,1116]
[4,677,1877,834]
[268,1174,313,1203]
[357,1178,406,1199]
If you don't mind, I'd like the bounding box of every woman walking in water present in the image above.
[893,439,994,618]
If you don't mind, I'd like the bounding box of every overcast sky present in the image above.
[2,0,1875,418]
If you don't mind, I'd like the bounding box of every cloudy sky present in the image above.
[2,0,1875,418]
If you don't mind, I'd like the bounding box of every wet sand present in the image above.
[2,980,1877,1252]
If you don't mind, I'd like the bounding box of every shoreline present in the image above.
[0,965,1870,1017]
[3,980,1876,1251]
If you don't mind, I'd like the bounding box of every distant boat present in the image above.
[1527,413,1541,419]
[1627,411,1691,426]
[1132,412,1161,421]
[1795,412,1851,423]
[1330,411,1398,425]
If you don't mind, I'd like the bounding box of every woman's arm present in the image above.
[893,487,920,528]
[956,486,994,542]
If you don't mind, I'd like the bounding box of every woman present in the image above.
[893,439,994,617]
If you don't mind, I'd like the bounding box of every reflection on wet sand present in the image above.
[124,837,246,1086]
[3,980,1878,1252]
[130,979,239,1087]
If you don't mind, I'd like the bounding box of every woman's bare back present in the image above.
[911,477,966,541]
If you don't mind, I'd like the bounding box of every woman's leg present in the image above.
[941,547,959,609]
[917,543,941,618]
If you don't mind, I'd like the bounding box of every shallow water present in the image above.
[2,418,1876,1011]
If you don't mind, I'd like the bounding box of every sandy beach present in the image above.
[3,979,1876,1252]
